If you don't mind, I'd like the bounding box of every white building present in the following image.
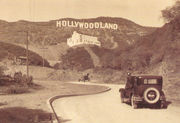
[67,31,101,47]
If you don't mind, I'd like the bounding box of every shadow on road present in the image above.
[126,100,172,109]
[141,101,172,109]
[60,118,72,123]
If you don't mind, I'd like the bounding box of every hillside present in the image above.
[133,17,180,103]
[0,17,156,49]
[1,16,178,73]
[0,42,50,67]
[60,16,180,72]
[0,17,157,68]
[132,16,180,72]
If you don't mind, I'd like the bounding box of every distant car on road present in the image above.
[119,74,166,109]
[78,73,90,82]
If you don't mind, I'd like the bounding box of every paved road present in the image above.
[52,82,180,123]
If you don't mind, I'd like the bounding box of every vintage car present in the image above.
[78,73,90,82]
[119,74,166,109]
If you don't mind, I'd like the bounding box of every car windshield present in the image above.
[125,76,133,89]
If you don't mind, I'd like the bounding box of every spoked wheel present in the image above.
[131,95,138,109]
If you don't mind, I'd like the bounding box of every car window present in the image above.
[144,79,158,84]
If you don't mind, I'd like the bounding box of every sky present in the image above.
[0,0,174,27]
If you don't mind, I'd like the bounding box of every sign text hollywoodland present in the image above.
[56,20,118,30]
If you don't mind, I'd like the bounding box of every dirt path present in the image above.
[53,82,180,123]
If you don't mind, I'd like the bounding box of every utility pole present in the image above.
[41,47,48,67]
[40,36,48,67]
[26,31,29,78]
[18,30,30,78]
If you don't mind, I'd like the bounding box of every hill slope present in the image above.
[0,17,157,67]
[59,16,180,74]
[0,42,49,67]
[0,17,156,48]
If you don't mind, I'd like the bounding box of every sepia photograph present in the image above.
[0,0,180,123]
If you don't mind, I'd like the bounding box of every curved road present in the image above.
[52,82,180,123]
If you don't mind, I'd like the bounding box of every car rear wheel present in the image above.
[159,101,164,108]
[144,87,160,104]
[131,95,138,109]
[158,101,166,109]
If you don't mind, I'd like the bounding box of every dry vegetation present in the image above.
[0,17,155,47]
[0,42,50,67]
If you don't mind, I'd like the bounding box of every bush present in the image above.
[0,107,53,123]
[161,1,180,22]
[27,76,33,86]
[61,47,94,71]
[13,72,33,85]
[6,85,29,94]
[14,72,22,83]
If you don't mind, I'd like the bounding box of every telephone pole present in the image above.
[18,30,30,78]
[26,31,29,78]
[40,36,48,67]
[40,47,48,67]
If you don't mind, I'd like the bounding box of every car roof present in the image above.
[131,75,162,79]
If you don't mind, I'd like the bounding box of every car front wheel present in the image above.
[131,95,138,109]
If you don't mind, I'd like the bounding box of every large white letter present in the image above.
[84,23,89,28]
[100,22,105,29]
[108,23,114,29]
[67,21,71,27]
[89,23,94,29]
[79,22,84,28]
[62,20,67,27]
[56,21,61,27]
[95,22,100,29]
[74,21,79,27]
[104,23,110,29]
[113,24,118,30]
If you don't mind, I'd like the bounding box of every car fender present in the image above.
[119,88,125,93]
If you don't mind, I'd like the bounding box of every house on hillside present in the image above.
[67,31,101,47]
[7,53,27,65]
[14,56,28,65]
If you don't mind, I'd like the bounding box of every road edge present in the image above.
[47,83,111,123]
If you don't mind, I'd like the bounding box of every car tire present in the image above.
[158,101,167,109]
[131,95,138,109]
[144,87,160,104]
[120,92,124,103]
[160,101,164,109]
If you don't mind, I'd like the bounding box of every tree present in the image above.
[161,0,180,22]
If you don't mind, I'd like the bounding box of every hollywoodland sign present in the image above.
[56,20,118,30]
